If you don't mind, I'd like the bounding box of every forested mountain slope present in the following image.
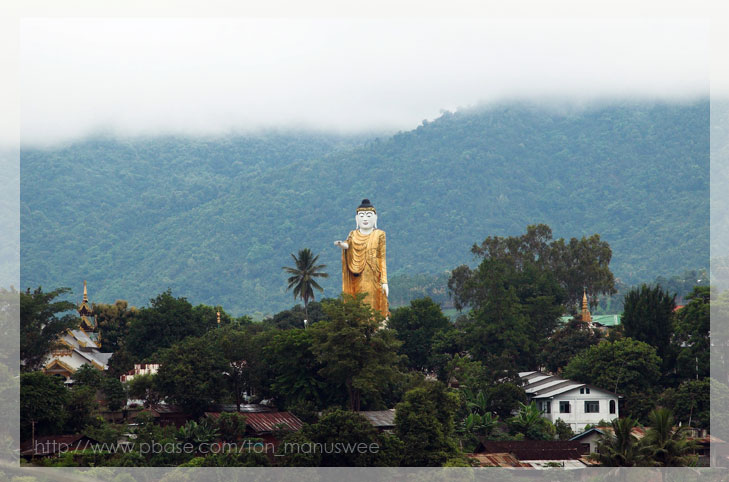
[21,100,709,315]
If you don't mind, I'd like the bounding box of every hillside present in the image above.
[20,100,709,315]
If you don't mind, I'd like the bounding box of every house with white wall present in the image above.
[519,371,621,432]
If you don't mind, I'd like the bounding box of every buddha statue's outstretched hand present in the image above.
[334,240,349,250]
[382,283,389,297]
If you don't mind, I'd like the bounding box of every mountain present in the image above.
[20,100,709,316]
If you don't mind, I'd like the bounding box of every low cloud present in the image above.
[19,18,709,146]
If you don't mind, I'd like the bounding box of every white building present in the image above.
[120,363,160,383]
[519,371,621,433]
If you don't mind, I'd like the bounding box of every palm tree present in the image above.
[507,401,554,440]
[591,416,647,466]
[282,248,328,320]
[639,408,698,466]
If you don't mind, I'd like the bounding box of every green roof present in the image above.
[559,314,621,327]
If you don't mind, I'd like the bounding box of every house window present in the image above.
[585,401,600,413]
[610,400,616,414]
[540,401,551,413]
[586,388,590,394]
[559,401,571,413]
[579,388,584,394]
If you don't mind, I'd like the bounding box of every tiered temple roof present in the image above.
[43,281,113,379]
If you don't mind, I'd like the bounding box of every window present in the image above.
[540,401,551,413]
[610,400,616,414]
[585,387,590,394]
[585,401,600,413]
[579,388,584,394]
[559,401,571,413]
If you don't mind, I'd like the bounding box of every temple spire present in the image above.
[581,290,592,323]
[83,280,88,303]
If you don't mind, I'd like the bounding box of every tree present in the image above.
[554,419,575,440]
[562,338,662,421]
[20,287,79,371]
[549,233,617,312]
[205,325,267,412]
[459,389,503,446]
[64,385,99,434]
[591,416,647,466]
[72,363,103,389]
[213,412,247,443]
[20,372,68,440]
[282,248,328,320]
[395,382,460,466]
[106,345,135,379]
[486,382,528,420]
[263,301,327,330]
[563,338,661,397]
[539,319,603,373]
[264,329,328,410]
[177,418,220,447]
[456,224,615,312]
[125,290,222,360]
[126,373,162,408]
[388,297,452,372]
[507,402,555,440]
[92,300,136,352]
[621,284,676,362]
[659,378,710,429]
[154,335,228,416]
[301,409,382,466]
[451,257,565,369]
[277,430,322,467]
[101,376,127,411]
[672,286,710,381]
[309,294,404,411]
[640,408,698,466]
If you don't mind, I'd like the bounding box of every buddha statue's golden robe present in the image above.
[341,228,389,317]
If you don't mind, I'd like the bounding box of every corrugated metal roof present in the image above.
[210,403,273,413]
[519,371,537,378]
[477,441,585,461]
[358,410,396,427]
[467,452,531,467]
[244,411,303,433]
[520,371,619,398]
[559,315,621,326]
[533,384,585,398]
[525,378,570,393]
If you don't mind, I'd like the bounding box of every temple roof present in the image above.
[78,280,94,317]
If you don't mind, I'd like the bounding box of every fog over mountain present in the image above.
[18,18,708,146]
[20,100,709,315]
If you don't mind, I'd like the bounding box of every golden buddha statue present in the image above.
[334,199,389,317]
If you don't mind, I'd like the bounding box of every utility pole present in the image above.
[31,420,36,458]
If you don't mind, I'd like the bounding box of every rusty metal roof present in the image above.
[358,409,396,427]
[476,441,585,460]
[243,411,303,434]
[467,452,532,467]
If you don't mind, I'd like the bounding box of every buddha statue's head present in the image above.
[355,198,377,231]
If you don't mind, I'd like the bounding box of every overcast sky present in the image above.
[19,18,709,146]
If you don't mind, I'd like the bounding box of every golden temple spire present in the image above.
[83,280,88,303]
[581,290,592,323]
[217,310,221,326]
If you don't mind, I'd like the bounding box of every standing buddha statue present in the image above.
[334,199,389,317]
